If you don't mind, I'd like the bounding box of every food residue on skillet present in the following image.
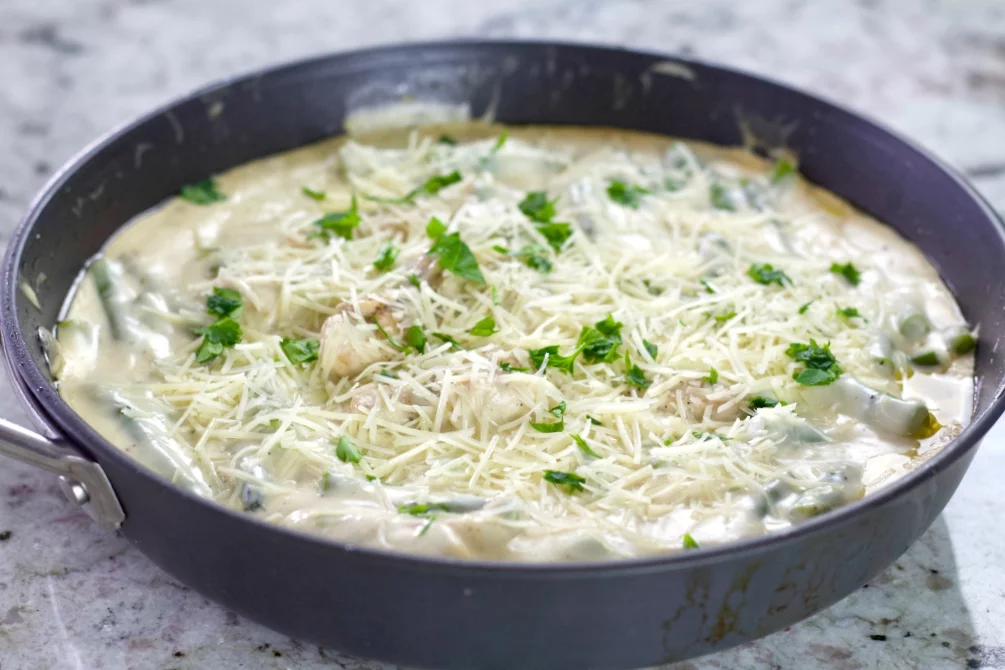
[42,124,975,561]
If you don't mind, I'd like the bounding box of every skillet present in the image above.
[2,41,1004,669]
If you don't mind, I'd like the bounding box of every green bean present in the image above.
[911,350,942,367]
[110,391,212,497]
[944,326,976,356]
[788,485,845,521]
[813,377,930,437]
[90,258,130,340]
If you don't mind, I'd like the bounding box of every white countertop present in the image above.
[1,0,1004,668]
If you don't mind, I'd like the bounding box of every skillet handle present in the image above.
[0,417,125,529]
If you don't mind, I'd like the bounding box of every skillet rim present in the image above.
[4,38,1005,577]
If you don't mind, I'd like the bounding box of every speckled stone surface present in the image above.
[1,1,1004,668]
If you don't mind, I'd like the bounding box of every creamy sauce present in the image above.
[46,124,975,561]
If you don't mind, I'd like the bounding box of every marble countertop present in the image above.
[2,0,1004,668]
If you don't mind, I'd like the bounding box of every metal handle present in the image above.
[0,417,125,528]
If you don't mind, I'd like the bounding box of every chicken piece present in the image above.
[319,313,390,380]
[407,253,443,288]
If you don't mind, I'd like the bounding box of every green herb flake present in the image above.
[518,191,558,223]
[398,502,451,516]
[437,134,457,146]
[643,339,658,359]
[408,274,422,288]
[607,180,649,208]
[749,396,781,409]
[586,415,603,426]
[770,158,797,184]
[372,319,405,351]
[506,244,553,273]
[786,339,842,386]
[709,183,735,211]
[365,474,378,482]
[336,435,362,464]
[206,287,243,318]
[682,533,701,550]
[426,216,447,239]
[312,195,361,241]
[837,306,861,319]
[714,311,737,323]
[491,130,509,153]
[703,367,718,384]
[405,324,428,354]
[798,301,813,315]
[373,242,400,271]
[499,362,528,372]
[578,314,624,364]
[180,178,226,205]
[301,186,326,201]
[469,316,497,337]
[420,171,463,197]
[378,369,399,379]
[535,221,573,252]
[280,337,320,364]
[700,279,716,294]
[830,262,861,287]
[321,471,332,491]
[529,345,579,375]
[572,434,600,458]
[194,317,242,363]
[626,359,651,390]
[432,332,462,349]
[543,470,586,493]
[747,263,791,287]
[429,232,486,284]
[531,401,566,433]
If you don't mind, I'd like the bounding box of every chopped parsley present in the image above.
[280,337,319,364]
[179,178,225,205]
[798,301,813,314]
[426,216,447,239]
[378,369,398,379]
[714,311,737,323]
[529,345,580,375]
[491,131,509,153]
[408,274,422,288]
[709,183,735,211]
[586,415,603,426]
[405,324,427,354]
[837,306,861,319]
[543,470,586,493]
[625,354,651,390]
[830,262,861,287]
[578,313,624,364]
[398,502,451,516]
[362,171,463,204]
[749,396,781,409]
[572,434,600,458]
[469,316,497,337]
[301,186,326,201]
[499,361,528,372]
[336,435,362,464]
[607,180,649,208]
[518,191,558,223]
[786,339,842,386]
[700,279,716,294]
[682,533,701,550]
[372,319,405,351]
[536,221,573,251]
[643,339,658,359]
[437,134,457,146]
[747,263,791,287]
[703,366,718,384]
[194,317,242,363]
[373,242,399,271]
[770,158,797,184]
[311,195,361,241]
[432,332,462,349]
[497,244,553,273]
[206,287,242,318]
[530,401,566,432]
[429,232,485,284]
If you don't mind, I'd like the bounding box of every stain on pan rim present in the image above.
[4,39,1005,578]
